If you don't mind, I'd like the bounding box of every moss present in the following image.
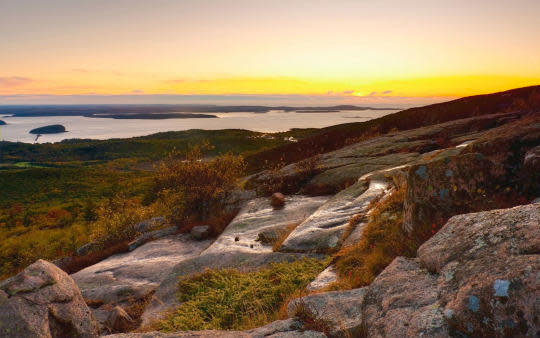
[155,257,330,331]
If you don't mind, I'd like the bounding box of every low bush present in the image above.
[151,141,246,233]
[90,194,153,246]
[154,257,329,331]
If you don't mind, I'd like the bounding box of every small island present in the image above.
[0,120,6,125]
[29,124,67,134]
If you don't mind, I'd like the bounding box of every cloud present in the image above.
[381,90,393,94]
[131,89,145,94]
[326,91,333,95]
[342,90,354,94]
[369,91,378,96]
[0,76,33,88]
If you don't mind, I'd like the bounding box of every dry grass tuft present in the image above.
[333,186,417,289]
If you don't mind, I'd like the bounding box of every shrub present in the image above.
[333,186,417,289]
[90,194,152,246]
[152,142,246,229]
[154,257,329,331]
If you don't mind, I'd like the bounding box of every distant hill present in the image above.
[246,85,540,172]
[0,104,397,118]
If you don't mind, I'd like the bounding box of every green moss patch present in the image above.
[156,257,329,331]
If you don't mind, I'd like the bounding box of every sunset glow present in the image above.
[1,0,539,104]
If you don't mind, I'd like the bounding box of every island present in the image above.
[29,124,66,134]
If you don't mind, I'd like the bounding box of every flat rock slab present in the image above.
[203,195,329,255]
[141,251,319,327]
[72,233,213,306]
[288,288,367,337]
[280,177,389,253]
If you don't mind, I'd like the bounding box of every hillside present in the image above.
[246,85,540,172]
[0,86,539,337]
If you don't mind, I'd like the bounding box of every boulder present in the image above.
[106,306,134,333]
[190,225,210,240]
[0,259,99,337]
[288,288,367,337]
[402,153,500,235]
[362,257,448,337]
[418,203,540,337]
[271,192,286,208]
[403,114,540,237]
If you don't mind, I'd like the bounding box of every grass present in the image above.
[154,257,330,332]
[289,299,333,335]
[333,186,417,289]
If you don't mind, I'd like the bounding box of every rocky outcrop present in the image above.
[279,170,394,253]
[403,152,499,234]
[141,195,328,326]
[0,259,99,337]
[417,203,540,337]
[203,196,328,255]
[403,114,540,236]
[71,233,212,329]
[248,113,523,196]
[362,257,448,337]
[282,203,540,337]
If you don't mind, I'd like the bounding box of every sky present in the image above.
[1,0,539,105]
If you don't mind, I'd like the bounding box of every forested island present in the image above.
[29,124,66,134]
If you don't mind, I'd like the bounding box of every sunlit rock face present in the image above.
[71,233,213,329]
[141,195,328,326]
[295,202,539,337]
[0,259,99,337]
[418,203,540,337]
[403,114,540,237]
[279,172,394,254]
[203,195,328,255]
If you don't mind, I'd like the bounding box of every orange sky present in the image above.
[1,0,539,104]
